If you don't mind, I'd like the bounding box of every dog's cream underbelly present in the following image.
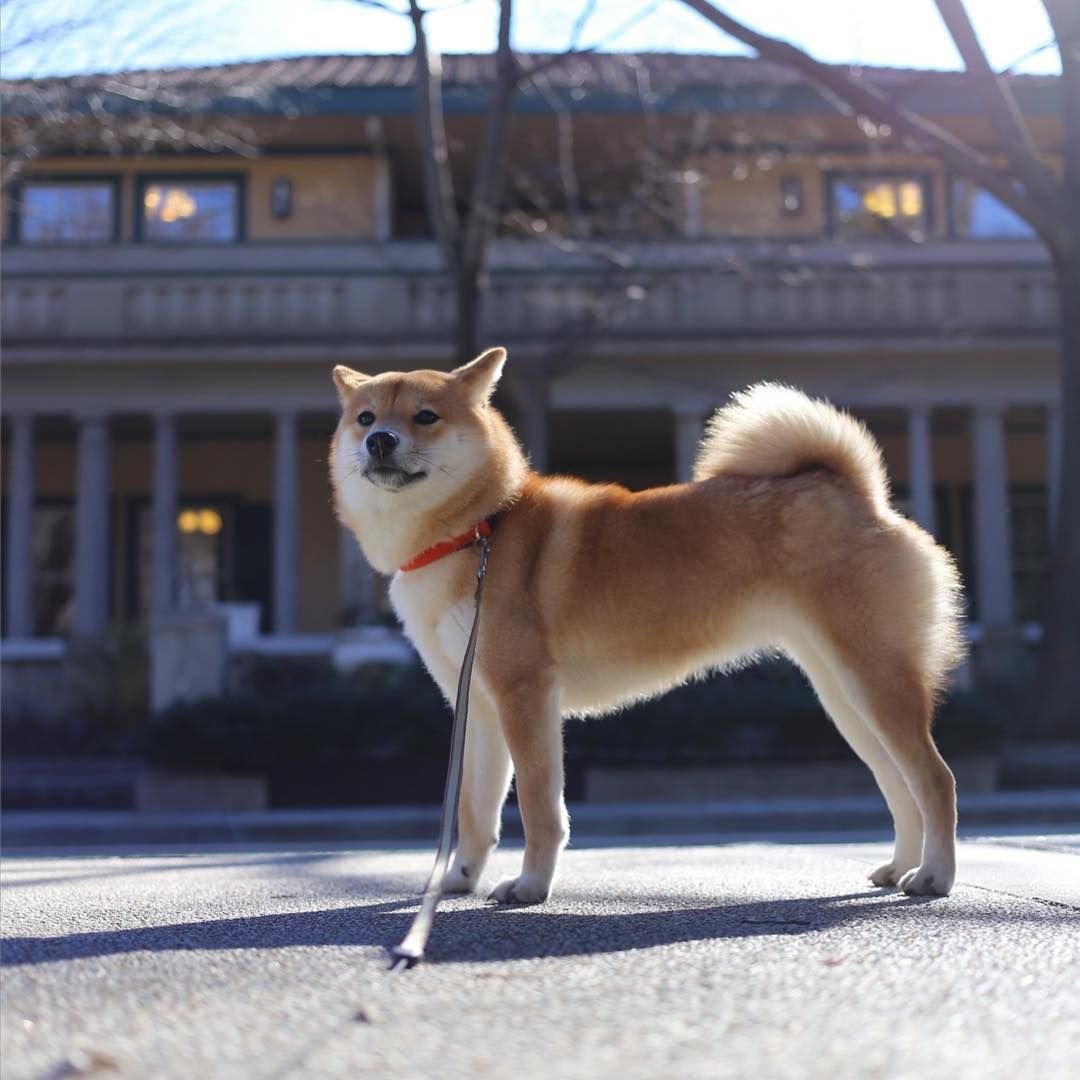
[554,600,786,717]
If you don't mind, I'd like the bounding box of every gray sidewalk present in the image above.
[2,832,1078,1079]
[3,788,1080,849]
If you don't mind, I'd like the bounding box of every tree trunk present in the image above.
[1037,241,1080,736]
[454,265,481,367]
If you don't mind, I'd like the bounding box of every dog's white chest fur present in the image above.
[390,567,476,701]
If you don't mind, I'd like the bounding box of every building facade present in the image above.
[0,54,1063,687]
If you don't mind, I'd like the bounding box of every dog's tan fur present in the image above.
[331,348,965,903]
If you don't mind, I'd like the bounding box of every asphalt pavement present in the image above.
[2,830,1078,1079]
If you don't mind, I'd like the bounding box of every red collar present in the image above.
[400,518,494,573]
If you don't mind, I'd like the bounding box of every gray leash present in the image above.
[390,532,491,971]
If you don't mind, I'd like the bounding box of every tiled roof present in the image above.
[2,51,1058,95]
[1,53,1059,125]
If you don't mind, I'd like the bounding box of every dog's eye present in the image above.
[414,409,439,426]
[357,411,375,427]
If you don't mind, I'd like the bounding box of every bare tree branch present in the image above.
[1,1,266,189]
[352,0,408,12]
[678,0,1060,245]
[407,0,461,271]
[527,75,586,235]
[999,38,1056,76]
[461,0,518,273]
[566,0,599,50]
[934,0,1058,207]
[519,2,659,82]
[1041,0,1080,202]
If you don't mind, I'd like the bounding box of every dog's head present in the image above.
[330,347,526,572]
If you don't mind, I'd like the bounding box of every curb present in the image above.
[2,790,1079,849]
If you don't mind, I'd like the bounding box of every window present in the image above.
[1010,487,1049,622]
[18,179,116,244]
[829,173,930,241]
[0,500,76,636]
[32,504,76,635]
[129,497,275,629]
[951,180,1035,239]
[134,502,233,616]
[138,177,242,242]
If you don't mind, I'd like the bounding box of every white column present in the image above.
[906,406,936,535]
[73,412,111,636]
[1047,402,1062,536]
[674,407,710,483]
[971,405,1014,628]
[151,413,178,619]
[4,414,35,638]
[273,410,299,634]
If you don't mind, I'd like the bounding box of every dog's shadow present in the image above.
[2,885,1062,969]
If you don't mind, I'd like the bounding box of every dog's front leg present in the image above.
[488,682,567,905]
[443,693,513,894]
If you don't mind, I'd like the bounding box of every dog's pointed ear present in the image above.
[333,365,369,407]
[453,347,507,405]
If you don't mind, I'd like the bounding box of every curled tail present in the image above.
[694,383,890,514]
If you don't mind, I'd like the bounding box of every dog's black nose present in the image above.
[366,430,399,460]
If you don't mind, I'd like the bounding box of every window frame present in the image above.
[133,172,247,245]
[824,169,935,242]
[946,176,1038,241]
[9,173,122,246]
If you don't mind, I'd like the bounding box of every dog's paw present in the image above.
[868,859,920,888]
[868,861,901,887]
[487,875,549,905]
[897,864,954,897]
[441,862,480,895]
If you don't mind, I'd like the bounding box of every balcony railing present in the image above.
[1,240,1058,352]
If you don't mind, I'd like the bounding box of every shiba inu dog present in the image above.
[331,348,964,904]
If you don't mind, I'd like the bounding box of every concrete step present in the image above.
[0,757,139,811]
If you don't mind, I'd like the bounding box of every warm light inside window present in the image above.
[177,507,222,535]
[863,184,897,218]
[140,179,238,242]
[861,181,922,221]
[898,181,923,217]
[145,186,198,223]
[198,508,223,535]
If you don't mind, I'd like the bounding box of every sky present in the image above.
[0,0,1063,81]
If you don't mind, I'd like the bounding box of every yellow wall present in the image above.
[5,153,386,242]
[694,154,825,238]
[248,157,383,241]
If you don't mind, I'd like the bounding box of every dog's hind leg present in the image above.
[849,662,957,896]
[443,693,513,894]
[789,636,923,887]
[488,682,567,905]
